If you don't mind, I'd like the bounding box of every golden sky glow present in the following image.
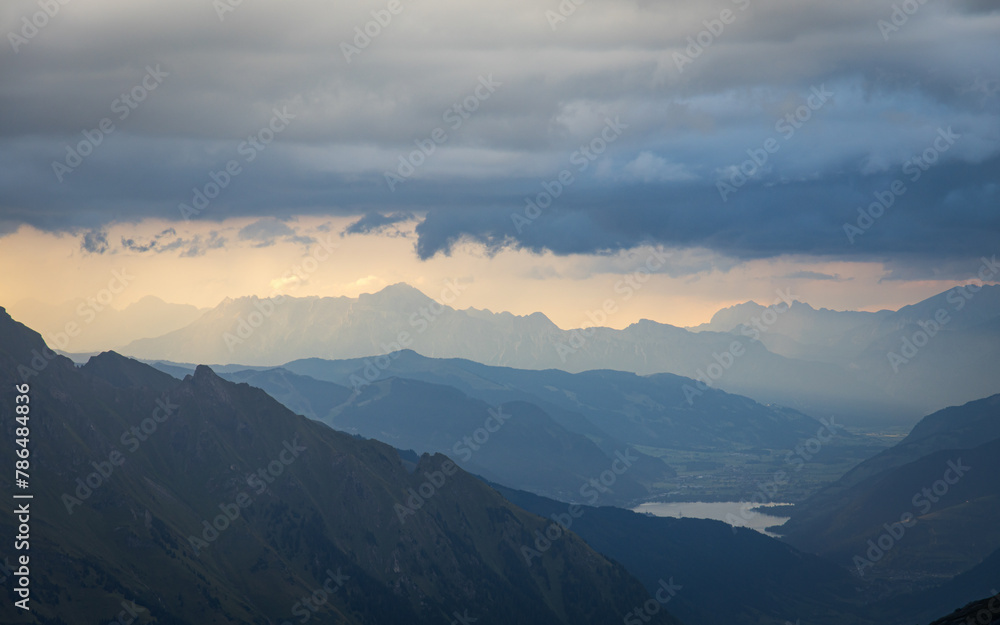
[1,216,986,341]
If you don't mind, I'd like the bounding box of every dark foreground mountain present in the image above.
[492,482,873,625]
[484,479,1000,625]
[869,547,1000,624]
[924,591,1000,625]
[0,307,678,624]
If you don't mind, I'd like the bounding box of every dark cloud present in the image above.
[119,228,186,253]
[81,229,109,254]
[1,0,998,280]
[956,0,1000,14]
[411,153,1000,266]
[121,236,156,253]
[79,226,227,257]
[237,218,314,248]
[343,212,414,237]
[781,271,846,282]
[179,232,227,257]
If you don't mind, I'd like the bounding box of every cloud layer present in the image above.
[1,0,998,277]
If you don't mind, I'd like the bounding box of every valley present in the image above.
[632,431,889,504]
[3,281,999,625]
[3,4,998,623]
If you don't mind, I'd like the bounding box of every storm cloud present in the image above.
[1,0,997,277]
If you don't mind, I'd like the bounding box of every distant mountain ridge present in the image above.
[117,283,1000,424]
[688,300,893,364]
[154,352,852,506]
[9,294,206,353]
[275,350,837,453]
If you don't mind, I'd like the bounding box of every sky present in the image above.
[1,0,998,330]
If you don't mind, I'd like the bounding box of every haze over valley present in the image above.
[2,0,998,623]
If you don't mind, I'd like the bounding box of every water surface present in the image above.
[632,501,791,537]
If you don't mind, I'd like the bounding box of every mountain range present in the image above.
[101,283,1000,426]
[0,306,677,625]
[145,350,871,506]
[2,304,997,624]
[221,368,666,506]
[8,295,205,354]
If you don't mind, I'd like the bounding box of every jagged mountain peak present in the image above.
[358,282,436,306]
[81,350,179,392]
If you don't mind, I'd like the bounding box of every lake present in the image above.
[631,501,791,537]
